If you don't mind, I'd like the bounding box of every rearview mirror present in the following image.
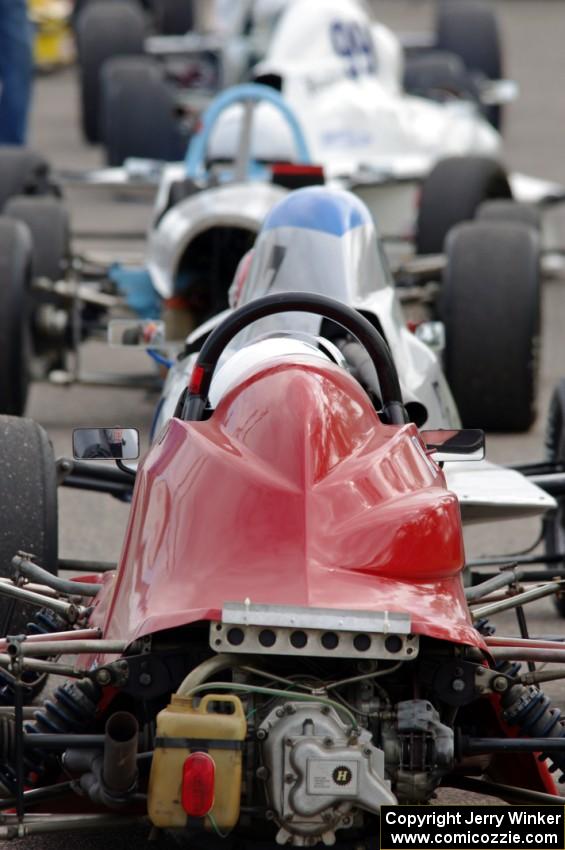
[420,429,485,463]
[108,319,166,348]
[72,428,140,461]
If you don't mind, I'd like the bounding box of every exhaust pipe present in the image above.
[76,711,139,807]
[103,711,139,798]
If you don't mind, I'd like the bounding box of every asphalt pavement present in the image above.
[7,1,565,846]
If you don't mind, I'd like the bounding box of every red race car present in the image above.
[0,293,564,845]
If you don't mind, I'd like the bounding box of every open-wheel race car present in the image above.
[0,101,546,436]
[73,0,516,165]
[1,1,562,431]
[3,291,565,843]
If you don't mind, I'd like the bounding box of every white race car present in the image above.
[151,184,554,525]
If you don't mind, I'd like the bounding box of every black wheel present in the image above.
[0,416,58,635]
[416,155,512,255]
[4,196,71,370]
[403,51,478,103]
[436,0,503,128]
[75,0,146,144]
[72,0,146,25]
[0,148,57,213]
[476,199,541,231]
[4,196,70,281]
[150,0,194,35]
[441,220,540,431]
[0,218,33,415]
[543,381,565,617]
[101,56,185,165]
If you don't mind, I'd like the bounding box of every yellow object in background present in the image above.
[149,694,247,831]
[30,0,75,70]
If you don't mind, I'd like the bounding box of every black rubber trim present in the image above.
[154,737,244,751]
[182,291,406,425]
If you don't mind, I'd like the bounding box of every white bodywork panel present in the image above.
[148,182,287,298]
[445,461,556,522]
[209,0,501,179]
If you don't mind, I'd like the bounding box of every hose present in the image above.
[183,682,359,731]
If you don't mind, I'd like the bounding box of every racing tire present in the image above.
[4,196,71,369]
[436,0,503,128]
[4,196,70,282]
[441,220,540,431]
[416,156,512,255]
[0,416,58,636]
[543,380,565,617]
[101,56,185,165]
[0,219,34,416]
[403,51,478,103]
[0,148,57,213]
[75,0,146,144]
[476,199,541,231]
[150,0,194,35]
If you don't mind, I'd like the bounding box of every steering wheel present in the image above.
[181,292,408,426]
[184,83,312,182]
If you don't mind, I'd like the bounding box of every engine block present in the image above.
[258,702,396,846]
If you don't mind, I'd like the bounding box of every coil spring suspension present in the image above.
[474,618,496,637]
[18,678,100,785]
[502,684,565,781]
[0,608,67,706]
[0,678,99,791]
[473,620,521,677]
[28,678,100,737]
[26,608,67,637]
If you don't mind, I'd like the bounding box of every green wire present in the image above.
[208,812,230,839]
[184,682,359,730]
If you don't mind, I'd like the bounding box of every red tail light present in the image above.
[181,752,216,817]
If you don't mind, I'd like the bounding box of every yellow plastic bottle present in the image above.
[148,694,247,830]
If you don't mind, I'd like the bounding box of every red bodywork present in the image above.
[90,356,483,653]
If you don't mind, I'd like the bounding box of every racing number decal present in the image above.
[330,20,377,79]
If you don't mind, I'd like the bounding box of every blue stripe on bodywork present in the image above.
[262,187,371,237]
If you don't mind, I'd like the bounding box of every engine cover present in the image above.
[258,702,396,846]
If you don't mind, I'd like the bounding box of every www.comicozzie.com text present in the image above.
[383,808,563,848]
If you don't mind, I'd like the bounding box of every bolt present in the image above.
[285,737,293,747]
[276,707,285,718]
[321,706,330,715]
[256,766,268,780]
[492,675,509,693]
[265,810,275,821]
[139,673,152,687]
[284,814,294,823]
[451,678,465,693]
[96,668,112,685]
[342,817,351,826]
[363,747,372,757]
[285,773,296,784]
[323,737,334,747]
[322,812,333,823]
[286,705,296,715]
[256,728,268,741]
